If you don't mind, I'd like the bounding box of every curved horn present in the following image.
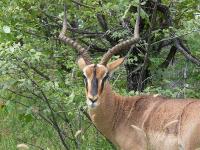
[100,6,140,66]
[59,4,92,65]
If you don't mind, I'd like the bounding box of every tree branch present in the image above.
[138,0,157,92]
[160,45,177,68]
[175,39,200,66]
[96,13,119,46]
[152,1,200,66]
[23,61,51,81]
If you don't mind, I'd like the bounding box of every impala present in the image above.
[59,5,200,150]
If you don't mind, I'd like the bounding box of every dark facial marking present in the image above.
[83,75,88,92]
[100,72,109,93]
[91,65,98,97]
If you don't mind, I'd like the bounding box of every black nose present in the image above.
[89,98,97,103]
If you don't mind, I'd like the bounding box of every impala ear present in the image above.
[77,57,87,70]
[107,57,125,72]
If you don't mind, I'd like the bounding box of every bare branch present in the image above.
[160,45,177,68]
[175,39,200,66]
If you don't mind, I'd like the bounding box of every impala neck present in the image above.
[88,82,122,141]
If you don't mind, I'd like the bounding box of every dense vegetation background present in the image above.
[0,0,200,149]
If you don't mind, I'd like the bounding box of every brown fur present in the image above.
[89,83,200,150]
[79,61,200,150]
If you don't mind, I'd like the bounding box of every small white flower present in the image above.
[17,143,29,150]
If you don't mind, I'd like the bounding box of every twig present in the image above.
[96,13,118,46]
[23,61,51,81]
[16,59,70,150]
[151,29,200,47]
[7,88,37,101]
[57,104,79,148]
[72,0,95,9]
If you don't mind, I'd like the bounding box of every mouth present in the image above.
[90,103,97,108]
[87,99,98,108]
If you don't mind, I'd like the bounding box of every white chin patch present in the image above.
[87,99,98,109]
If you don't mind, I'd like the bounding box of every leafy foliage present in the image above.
[0,0,200,149]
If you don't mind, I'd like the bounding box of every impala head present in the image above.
[78,57,125,108]
[59,5,140,108]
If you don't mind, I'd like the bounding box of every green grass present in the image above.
[0,106,63,150]
[0,104,114,150]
